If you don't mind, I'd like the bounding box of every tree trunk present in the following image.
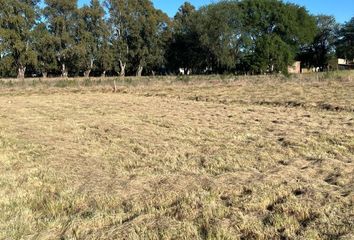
[136,66,143,77]
[84,69,91,78]
[101,70,106,78]
[84,59,94,78]
[119,60,126,77]
[112,79,117,93]
[17,66,26,79]
[42,72,48,78]
[61,63,68,78]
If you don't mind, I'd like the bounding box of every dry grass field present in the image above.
[0,72,353,239]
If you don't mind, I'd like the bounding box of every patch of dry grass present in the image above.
[0,73,353,239]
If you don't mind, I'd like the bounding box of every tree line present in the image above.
[0,0,353,78]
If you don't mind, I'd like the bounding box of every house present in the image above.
[329,58,354,70]
[288,61,301,74]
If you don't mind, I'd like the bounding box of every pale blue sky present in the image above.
[75,0,353,23]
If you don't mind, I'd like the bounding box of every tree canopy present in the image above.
[298,15,339,70]
[0,0,351,78]
[0,0,39,78]
[336,17,354,60]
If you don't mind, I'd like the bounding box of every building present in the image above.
[288,61,301,74]
[329,58,354,70]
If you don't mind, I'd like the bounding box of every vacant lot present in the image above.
[0,73,353,239]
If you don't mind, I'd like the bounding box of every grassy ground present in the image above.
[0,72,353,239]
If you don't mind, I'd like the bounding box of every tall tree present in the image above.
[107,0,170,76]
[167,0,316,74]
[336,17,354,60]
[167,2,207,74]
[299,15,339,71]
[252,34,293,74]
[33,23,58,77]
[196,1,247,73]
[106,0,130,76]
[0,0,39,78]
[76,0,109,77]
[136,7,171,76]
[96,39,114,77]
[239,0,316,73]
[43,0,78,77]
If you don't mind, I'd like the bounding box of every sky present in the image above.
[76,0,354,24]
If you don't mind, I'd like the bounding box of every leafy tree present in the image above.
[168,0,316,74]
[0,0,344,78]
[336,17,354,60]
[33,23,58,77]
[106,0,131,76]
[75,0,109,77]
[252,34,293,74]
[0,0,39,78]
[299,15,339,71]
[167,2,206,74]
[239,0,316,73]
[43,0,78,77]
[126,0,170,76]
[96,40,114,77]
[0,55,15,78]
[107,0,170,76]
[142,9,171,75]
[196,1,247,73]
